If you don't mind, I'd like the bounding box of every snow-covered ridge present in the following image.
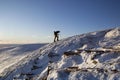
[0,27,120,80]
[105,27,120,38]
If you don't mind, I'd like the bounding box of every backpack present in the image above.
[56,31,60,33]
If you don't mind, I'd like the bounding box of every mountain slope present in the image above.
[0,27,120,80]
[0,44,47,79]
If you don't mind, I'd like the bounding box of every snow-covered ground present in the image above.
[0,27,120,80]
[0,44,46,78]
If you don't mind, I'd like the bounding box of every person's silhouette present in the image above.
[54,31,60,42]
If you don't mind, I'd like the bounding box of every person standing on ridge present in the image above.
[54,31,60,42]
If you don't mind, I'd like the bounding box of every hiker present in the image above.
[54,31,60,42]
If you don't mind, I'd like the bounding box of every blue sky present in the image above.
[0,0,120,43]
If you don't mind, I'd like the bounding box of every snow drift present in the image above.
[0,27,120,80]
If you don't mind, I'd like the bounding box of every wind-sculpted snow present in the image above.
[0,44,47,79]
[0,27,120,80]
[105,27,120,38]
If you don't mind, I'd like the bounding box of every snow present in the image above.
[0,44,46,78]
[105,27,120,38]
[0,27,120,80]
